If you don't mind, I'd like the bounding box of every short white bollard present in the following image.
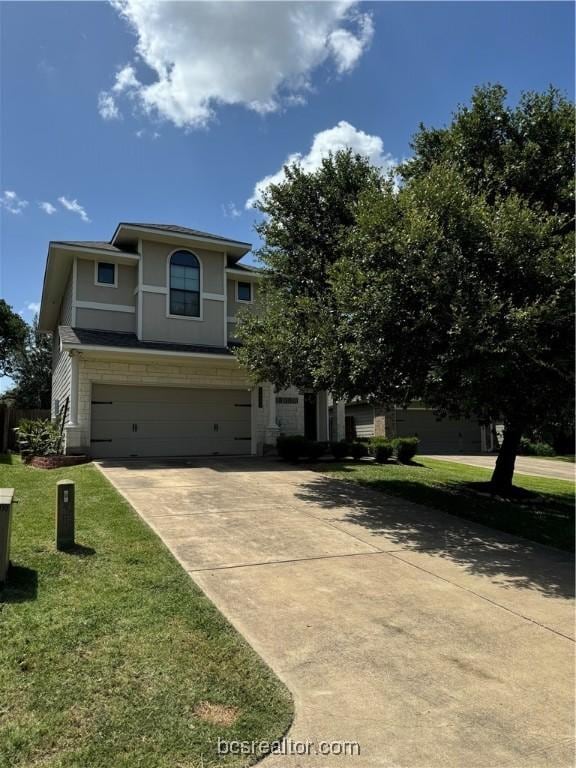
[0,488,14,583]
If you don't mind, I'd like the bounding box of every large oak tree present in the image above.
[237,86,574,490]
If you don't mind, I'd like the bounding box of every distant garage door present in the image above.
[91,384,251,458]
[394,410,482,454]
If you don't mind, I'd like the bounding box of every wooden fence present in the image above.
[0,405,51,452]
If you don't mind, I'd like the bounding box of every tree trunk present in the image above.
[490,424,523,491]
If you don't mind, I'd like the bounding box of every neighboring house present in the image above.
[38,222,331,458]
[334,401,492,454]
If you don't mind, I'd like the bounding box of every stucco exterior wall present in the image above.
[226,277,258,319]
[142,241,225,293]
[141,292,224,345]
[76,259,137,305]
[75,307,136,333]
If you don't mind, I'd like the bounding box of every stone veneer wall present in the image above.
[73,355,303,455]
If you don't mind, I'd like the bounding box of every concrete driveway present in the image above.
[427,455,575,482]
[98,458,575,767]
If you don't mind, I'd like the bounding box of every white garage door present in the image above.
[91,384,251,458]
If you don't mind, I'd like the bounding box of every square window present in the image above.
[97,262,116,285]
[237,281,252,302]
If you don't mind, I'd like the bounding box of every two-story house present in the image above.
[38,222,337,458]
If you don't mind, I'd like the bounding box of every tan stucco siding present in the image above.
[76,259,137,306]
[226,278,258,320]
[76,307,136,333]
[60,272,73,326]
[142,241,225,294]
[141,292,224,346]
[76,355,252,450]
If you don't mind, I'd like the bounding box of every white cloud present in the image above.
[58,196,91,223]
[102,1,373,129]
[221,202,241,219]
[98,91,121,120]
[1,190,28,215]
[246,121,396,208]
[329,13,374,73]
[135,128,160,140]
[39,201,57,215]
[27,302,40,314]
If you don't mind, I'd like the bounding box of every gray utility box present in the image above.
[0,488,15,583]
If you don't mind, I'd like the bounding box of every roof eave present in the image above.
[111,223,251,258]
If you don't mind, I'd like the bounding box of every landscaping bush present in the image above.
[306,441,326,461]
[369,437,394,463]
[519,438,555,457]
[393,436,420,463]
[277,435,325,462]
[15,418,62,457]
[330,440,351,460]
[276,435,311,462]
[349,442,369,460]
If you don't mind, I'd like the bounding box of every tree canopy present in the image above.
[237,85,575,489]
[0,299,28,376]
[8,316,52,409]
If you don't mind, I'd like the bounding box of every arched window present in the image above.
[169,250,200,317]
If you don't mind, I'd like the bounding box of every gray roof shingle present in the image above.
[117,222,251,247]
[51,240,135,253]
[59,327,238,356]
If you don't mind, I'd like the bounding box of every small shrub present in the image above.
[276,435,325,462]
[393,436,420,464]
[349,442,369,460]
[519,438,555,457]
[277,435,311,462]
[15,418,62,457]
[306,441,325,461]
[373,441,394,463]
[330,441,351,460]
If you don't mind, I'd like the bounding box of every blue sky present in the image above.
[0,0,574,331]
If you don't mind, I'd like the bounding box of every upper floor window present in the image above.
[237,280,252,303]
[96,262,116,286]
[169,250,200,317]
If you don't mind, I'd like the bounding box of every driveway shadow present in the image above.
[294,474,575,601]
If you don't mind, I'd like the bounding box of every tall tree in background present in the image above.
[0,299,27,376]
[9,316,52,409]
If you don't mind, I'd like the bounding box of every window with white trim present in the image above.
[96,262,116,285]
[237,281,252,302]
[169,250,200,317]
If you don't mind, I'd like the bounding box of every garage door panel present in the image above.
[395,411,481,454]
[91,384,251,458]
[92,403,250,423]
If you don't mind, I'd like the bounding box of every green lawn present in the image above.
[320,457,574,551]
[0,457,292,768]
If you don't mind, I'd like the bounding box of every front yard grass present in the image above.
[320,457,574,551]
[0,457,292,768]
